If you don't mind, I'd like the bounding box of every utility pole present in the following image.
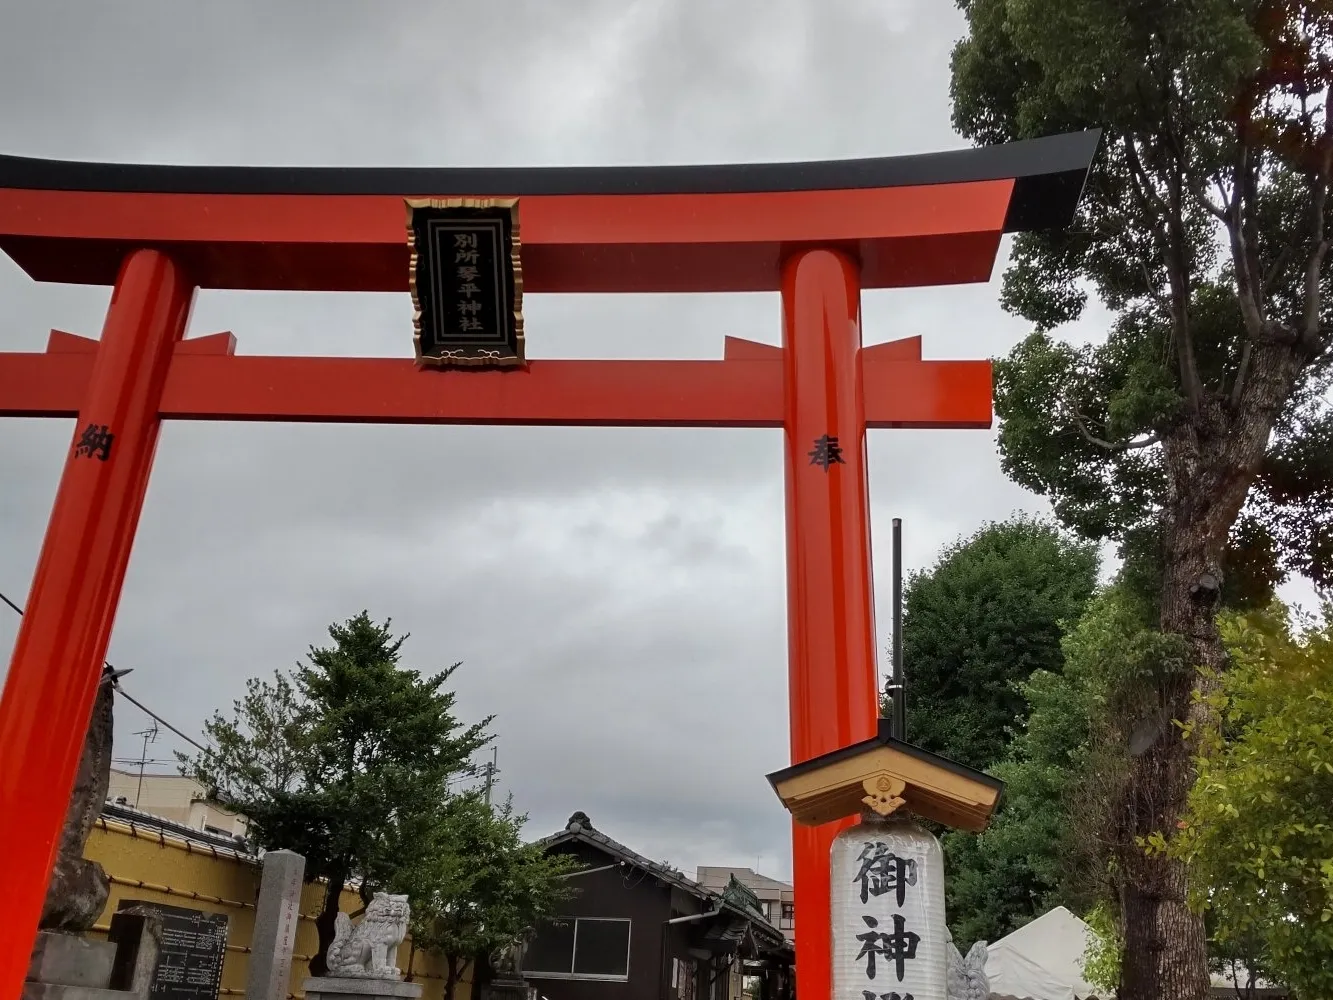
[483,747,498,806]
[131,721,158,809]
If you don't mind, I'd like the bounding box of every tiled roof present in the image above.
[100,800,255,855]
[539,812,789,953]
[538,811,710,900]
[698,867,793,893]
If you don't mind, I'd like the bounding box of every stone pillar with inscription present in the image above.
[247,850,307,1000]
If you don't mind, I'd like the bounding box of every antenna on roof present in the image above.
[131,721,159,809]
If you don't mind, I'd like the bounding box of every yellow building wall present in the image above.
[84,818,471,1000]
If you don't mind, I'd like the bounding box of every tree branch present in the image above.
[1240,145,1268,323]
[1262,243,1295,296]
[1122,134,1205,414]
[1123,134,1172,226]
[1299,88,1332,351]
[1138,255,1169,310]
[1072,409,1163,452]
[1229,340,1253,409]
[1225,142,1270,342]
[1192,175,1229,221]
[1165,167,1205,417]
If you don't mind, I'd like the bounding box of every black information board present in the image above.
[117,900,229,1000]
[407,198,524,368]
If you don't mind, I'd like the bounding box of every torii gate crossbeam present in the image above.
[0,131,1097,1000]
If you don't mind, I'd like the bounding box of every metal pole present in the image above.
[133,722,157,809]
[891,517,906,740]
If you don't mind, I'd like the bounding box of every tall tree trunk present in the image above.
[1119,344,1306,1000]
[444,955,461,1000]
[309,865,348,976]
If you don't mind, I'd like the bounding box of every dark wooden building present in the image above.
[520,812,794,1000]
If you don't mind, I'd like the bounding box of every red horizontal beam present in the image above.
[0,342,990,430]
[0,182,1012,293]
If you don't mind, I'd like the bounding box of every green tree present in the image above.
[1153,606,1333,997]
[404,794,578,1000]
[181,612,491,972]
[878,517,1096,943]
[884,516,1099,772]
[1080,900,1124,995]
[950,2,1332,995]
[943,584,1179,949]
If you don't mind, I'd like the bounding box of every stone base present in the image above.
[303,977,424,1000]
[482,977,530,1000]
[28,933,117,990]
[22,985,134,1000]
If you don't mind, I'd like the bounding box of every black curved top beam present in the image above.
[0,129,1100,233]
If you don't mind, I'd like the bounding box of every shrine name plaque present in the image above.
[407,198,524,369]
[117,900,229,1000]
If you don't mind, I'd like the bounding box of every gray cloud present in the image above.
[0,0,1091,880]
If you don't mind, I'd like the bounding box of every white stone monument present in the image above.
[946,939,991,1000]
[304,893,421,1000]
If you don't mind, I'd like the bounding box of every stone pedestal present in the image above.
[482,977,530,1000]
[27,934,116,991]
[23,932,134,1000]
[303,977,424,1000]
[23,920,161,1000]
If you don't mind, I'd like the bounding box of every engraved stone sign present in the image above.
[117,900,229,1000]
[247,850,306,1000]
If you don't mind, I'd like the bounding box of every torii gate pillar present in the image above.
[782,248,880,999]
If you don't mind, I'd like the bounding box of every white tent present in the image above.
[984,906,1103,1000]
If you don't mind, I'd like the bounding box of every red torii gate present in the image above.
[0,132,1096,1000]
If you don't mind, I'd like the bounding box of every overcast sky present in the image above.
[0,0,1281,883]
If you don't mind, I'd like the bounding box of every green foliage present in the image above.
[1080,900,1122,994]
[944,583,1188,948]
[180,612,491,968]
[952,0,1333,590]
[1152,606,1333,996]
[404,794,578,999]
[884,516,1099,772]
[951,3,1331,990]
[942,659,1094,947]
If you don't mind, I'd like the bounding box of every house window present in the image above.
[522,917,631,981]
[780,903,794,927]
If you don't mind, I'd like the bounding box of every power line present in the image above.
[0,586,213,756]
[0,590,23,618]
[115,686,212,756]
[2,587,484,778]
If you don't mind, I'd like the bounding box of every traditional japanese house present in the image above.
[521,813,794,1000]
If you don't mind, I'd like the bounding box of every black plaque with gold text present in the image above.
[407,198,524,368]
[117,900,229,1000]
